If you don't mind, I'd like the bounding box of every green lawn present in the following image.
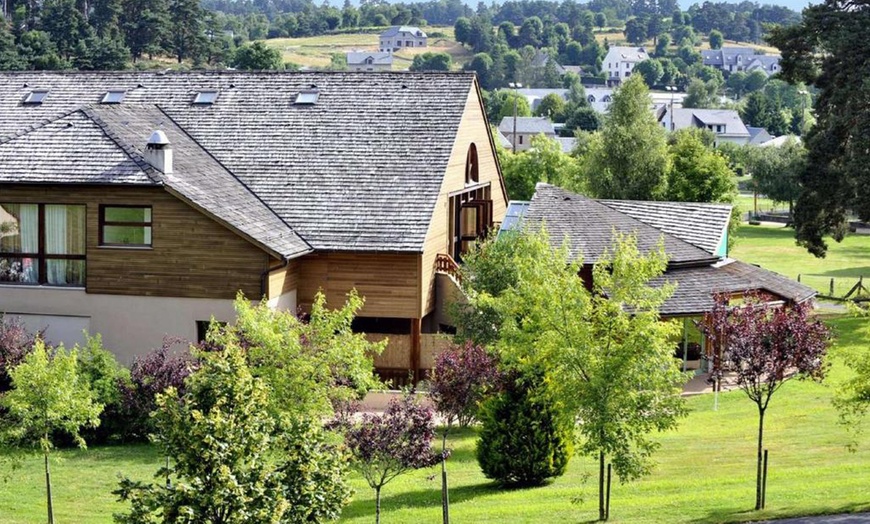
[731,224,870,297]
[2,315,869,523]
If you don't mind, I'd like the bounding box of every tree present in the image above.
[120,0,168,61]
[166,0,205,63]
[634,58,664,87]
[0,19,24,70]
[498,135,583,199]
[682,78,720,109]
[115,342,352,524]
[0,315,37,392]
[709,29,723,49]
[429,341,500,523]
[472,228,686,520]
[476,368,572,486]
[726,71,747,98]
[337,395,443,524]
[700,294,829,510]
[595,12,607,30]
[232,41,282,70]
[41,0,92,59]
[76,35,130,70]
[744,69,768,93]
[494,90,531,122]
[834,306,870,450]
[454,17,471,46]
[1,340,103,524]
[465,52,494,89]
[409,51,452,71]
[745,138,805,216]
[534,92,566,120]
[655,33,670,57]
[624,17,647,44]
[666,128,737,203]
[564,105,601,133]
[584,75,670,200]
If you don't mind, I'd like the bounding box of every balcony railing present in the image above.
[435,253,462,285]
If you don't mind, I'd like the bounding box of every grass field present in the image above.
[1,314,868,523]
[731,224,870,297]
[262,26,471,70]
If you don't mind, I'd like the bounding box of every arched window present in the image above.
[465,143,479,184]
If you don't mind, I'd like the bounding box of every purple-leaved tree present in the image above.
[429,341,500,524]
[336,394,444,524]
[0,315,38,393]
[701,293,830,510]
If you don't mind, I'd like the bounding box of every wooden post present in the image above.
[410,318,421,385]
[682,317,689,373]
[830,278,835,296]
[762,449,769,509]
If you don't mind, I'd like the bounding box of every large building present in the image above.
[0,71,507,384]
[346,52,393,72]
[657,107,751,145]
[497,116,556,151]
[379,26,427,52]
[603,46,649,85]
[702,47,781,76]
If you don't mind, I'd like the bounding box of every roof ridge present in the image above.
[80,105,164,184]
[600,198,733,209]
[154,105,314,255]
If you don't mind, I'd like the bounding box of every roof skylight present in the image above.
[193,90,219,105]
[23,90,49,105]
[101,90,126,104]
[294,90,319,105]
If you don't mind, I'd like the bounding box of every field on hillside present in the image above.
[263,26,471,70]
[1,315,867,523]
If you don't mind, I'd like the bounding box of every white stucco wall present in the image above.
[0,286,239,364]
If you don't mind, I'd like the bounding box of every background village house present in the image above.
[379,26,427,52]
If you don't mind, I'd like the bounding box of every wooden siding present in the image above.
[296,252,421,318]
[420,81,509,316]
[267,259,299,299]
[0,185,273,299]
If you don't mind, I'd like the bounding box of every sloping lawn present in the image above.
[2,316,868,523]
[731,224,870,297]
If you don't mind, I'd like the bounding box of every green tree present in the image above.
[41,0,92,59]
[494,90,531,122]
[409,51,452,71]
[1,340,103,524]
[498,135,583,200]
[166,0,205,63]
[744,69,768,93]
[468,228,686,521]
[726,71,747,98]
[655,33,670,57]
[564,105,601,133]
[119,0,168,61]
[666,128,737,203]
[232,41,282,70]
[76,35,130,70]
[534,92,566,120]
[682,78,719,109]
[115,342,352,524]
[834,307,870,450]
[745,138,805,215]
[634,58,664,87]
[17,30,69,70]
[465,52,495,89]
[0,18,24,70]
[595,12,607,30]
[709,29,723,49]
[584,75,670,200]
[624,17,647,44]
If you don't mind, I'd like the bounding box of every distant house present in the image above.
[346,52,393,72]
[702,47,780,76]
[379,26,427,52]
[531,50,567,76]
[658,107,751,145]
[759,135,802,148]
[603,46,649,85]
[557,137,576,153]
[747,126,773,145]
[497,116,556,151]
[517,87,615,114]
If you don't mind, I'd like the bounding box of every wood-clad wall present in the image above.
[0,185,272,299]
[296,252,421,318]
[267,259,299,299]
[420,82,509,316]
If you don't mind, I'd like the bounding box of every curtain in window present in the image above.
[19,204,38,282]
[45,205,68,284]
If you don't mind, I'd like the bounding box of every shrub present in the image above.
[476,369,572,486]
[75,334,131,444]
[0,315,37,393]
[429,341,500,428]
[118,337,197,441]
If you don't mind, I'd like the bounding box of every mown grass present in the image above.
[1,315,868,523]
[731,223,870,297]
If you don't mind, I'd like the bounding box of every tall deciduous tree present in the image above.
[498,134,584,200]
[584,75,670,200]
[1,340,103,524]
[666,128,737,203]
[232,41,281,69]
[767,0,870,257]
[701,294,829,510]
[745,138,805,216]
[409,51,452,71]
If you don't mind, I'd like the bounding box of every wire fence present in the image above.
[797,274,870,301]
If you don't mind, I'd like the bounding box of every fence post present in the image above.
[797,274,801,283]
[830,278,835,296]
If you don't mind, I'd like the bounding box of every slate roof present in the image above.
[759,135,801,148]
[661,108,750,138]
[347,52,392,66]
[522,184,718,266]
[598,200,732,255]
[604,46,649,64]
[0,71,478,253]
[653,259,816,316]
[557,137,576,154]
[498,116,555,135]
[747,126,772,145]
[380,26,426,38]
[513,184,815,315]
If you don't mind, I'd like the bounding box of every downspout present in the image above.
[261,256,290,301]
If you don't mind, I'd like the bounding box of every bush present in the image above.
[75,334,131,444]
[476,369,572,486]
[0,315,37,393]
[429,341,500,428]
[118,337,198,441]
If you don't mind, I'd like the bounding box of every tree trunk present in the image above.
[45,453,54,524]
[375,486,381,524]
[755,407,765,511]
[441,432,449,524]
[599,451,606,521]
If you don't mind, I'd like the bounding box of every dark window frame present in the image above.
[99,205,153,247]
[0,203,87,287]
